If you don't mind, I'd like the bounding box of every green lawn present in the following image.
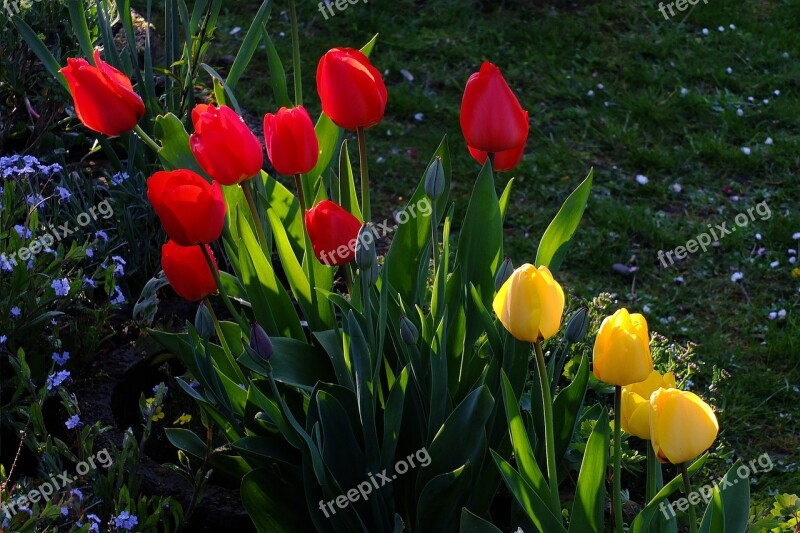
[210,0,800,504]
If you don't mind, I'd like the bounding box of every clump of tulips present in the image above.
[45,2,742,530]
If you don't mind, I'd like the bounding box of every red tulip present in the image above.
[467,142,526,172]
[305,200,362,266]
[460,61,529,154]
[190,104,263,185]
[263,106,320,176]
[316,48,388,130]
[161,240,218,301]
[147,169,226,246]
[59,49,145,136]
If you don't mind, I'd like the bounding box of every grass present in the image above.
[206,0,800,507]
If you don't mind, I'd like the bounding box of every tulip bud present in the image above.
[565,307,590,343]
[399,316,419,344]
[364,261,380,287]
[592,308,653,386]
[494,257,514,291]
[355,224,377,269]
[621,370,676,440]
[249,323,273,362]
[492,263,565,342]
[425,156,445,200]
[650,388,719,464]
[195,304,214,340]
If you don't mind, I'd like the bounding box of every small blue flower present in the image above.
[0,335,7,345]
[110,286,126,306]
[52,351,70,366]
[26,259,34,271]
[55,186,71,202]
[10,306,21,319]
[86,248,94,258]
[60,506,69,516]
[26,194,45,208]
[113,510,139,531]
[95,230,108,243]
[0,254,14,272]
[83,277,96,289]
[70,488,83,501]
[13,225,32,239]
[87,514,101,523]
[110,172,130,186]
[65,414,81,429]
[112,256,126,277]
[153,384,168,396]
[189,381,200,389]
[52,278,70,297]
[46,370,71,391]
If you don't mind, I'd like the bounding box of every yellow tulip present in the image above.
[649,388,719,464]
[492,263,565,342]
[592,308,653,386]
[621,370,676,439]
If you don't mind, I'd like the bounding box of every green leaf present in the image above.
[553,354,590,461]
[165,428,208,458]
[491,450,567,533]
[569,409,609,533]
[242,468,313,532]
[153,113,208,175]
[416,464,473,531]
[699,461,750,533]
[67,0,94,64]
[238,337,334,391]
[11,16,68,91]
[460,509,503,533]
[262,28,292,108]
[380,366,409,470]
[226,0,273,90]
[336,140,363,221]
[535,168,594,273]
[307,112,341,181]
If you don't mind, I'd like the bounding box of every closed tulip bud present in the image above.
[161,241,218,302]
[425,156,445,200]
[249,323,273,362]
[263,106,320,176]
[649,388,719,464]
[460,61,529,154]
[467,142,526,172]
[190,104,264,186]
[305,200,363,266]
[355,224,377,269]
[364,261,380,287]
[316,48,388,130]
[399,316,419,344]
[494,257,514,291]
[620,370,676,439]
[565,307,590,343]
[492,263,565,342]
[59,50,145,137]
[592,308,654,386]
[194,304,214,340]
[147,169,227,246]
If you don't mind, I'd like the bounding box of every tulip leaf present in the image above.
[236,212,305,340]
[499,371,553,512]
[11,16,68,91]
[262,28,292,108]
[260,171,304,255]
[337,140,363,221]
[238,338,334,391]
[153,113,208,175]
[380,366,409,471]
[491,450,568,533]
[360,33,379,56]
[226,0,272,91]
[460,509,503,533]
[553,353,590,461]
[200,63,242,114]
[241,468,313,532]
[385,136,451,304]
[265,207,316,322]
[569,408,609,533]
[416,464,473,531]
[66,0,94,66]
[315,390,367,491]
[698,461,749,533]
[535,168,594,273]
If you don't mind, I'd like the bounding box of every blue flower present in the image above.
[87,514,101,523]
[0,254,14,272]
[26,259,34,271]
[65,414,81,429]
[110,172,130,186]
[13,225,32,239]
[52,351,70,366]
[70,488,83,502]
[95,230,108,243]
[113,511,139,531]
[86,248,94,258]
[26,194,45,208]
[60,506,69,516]
[83,277,96,289]
[55,186,71,202]
[52,278,70,296]
[46,370,71,391]
[10,306,21,319]
[110,286,126,306]
[0,335,6,345]
[153,384,168,396]
[112,256,126,277]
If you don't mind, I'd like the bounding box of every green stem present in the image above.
[430,202,439,275]
[133,124,160,152]
[357,126,371,221]
[294,173,308,221]
[241,180,268,253]
[203,297,226,344]
[288,0,302,106]
[199,244,248,331]
[360,264,375,351]
[680,462,698,533]
[534,340,561,513]
[613,385,624,533]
